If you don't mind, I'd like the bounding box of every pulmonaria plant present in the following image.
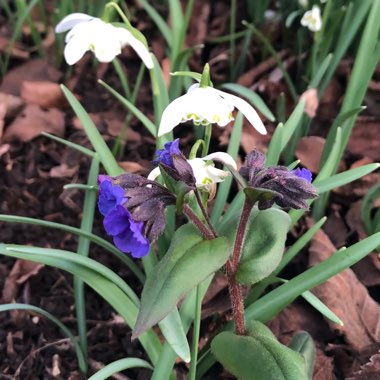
[55,12,154,68]
[98,174,175,257]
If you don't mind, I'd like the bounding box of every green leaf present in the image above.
[211,321,307,380]
[98,80,156,137]
[158,308,191,363]
[132,224,230,338]
[88,358,152,380]
[60,85,122,176]
[0,244,161,364]
[314,163,380,194]
[288,332,316,380]
[223,208,290,285]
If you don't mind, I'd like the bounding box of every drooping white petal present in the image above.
[188,158,229,188]
[117,28,154,69]
[212,88,267,135]
[203,152,238,170]
[147,167,161,181]
[63,32,90,65]
[55,13,95,33]
[158,94,190,136]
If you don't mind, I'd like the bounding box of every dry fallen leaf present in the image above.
[347,351,380,380]
[118,161,146,174]
[21,81,65,108]
[309,228,380,352]
[348,118,380,161]
[295,136,325,173]
[0,92,25,119]
[353,253,380,287]
[0,59,61,96]
[2,105,65,143]
[1,260,44,303]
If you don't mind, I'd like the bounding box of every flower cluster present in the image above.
[98,174,175,258]
[240,149,318,210]
[149,139,237,191]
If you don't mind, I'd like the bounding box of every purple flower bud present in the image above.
[292,167,313,183]
[240,150,318,210]
[153,138,181,168]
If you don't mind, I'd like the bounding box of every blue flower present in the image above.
[292,168,313,183]
[153,138,181,168]
[98,177,127,216]
[103,205,150,258]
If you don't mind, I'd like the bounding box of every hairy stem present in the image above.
[183,205,214,240]
[225,196,254,335]
[194,189,217,238]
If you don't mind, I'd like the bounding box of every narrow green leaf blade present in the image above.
[60,85,122,176]
[158,308,191,363]
[88,358,152,380]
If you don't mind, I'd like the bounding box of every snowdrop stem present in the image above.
[105,1,132,28]
[202,123,212,156]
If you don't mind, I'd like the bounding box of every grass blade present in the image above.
[88,358,153,380]
[60,85,123,176]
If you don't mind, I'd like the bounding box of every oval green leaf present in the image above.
[211,321,307,380]
[288,331,316,380]
[132,224,229,339]
[224,207,290,285]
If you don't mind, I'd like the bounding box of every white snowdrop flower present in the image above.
[298,0,308,8]
[148,151,237,190]
[158,83,267,137]
[301,5,322,32]
[320,0,327,3]
[55,13,154,68]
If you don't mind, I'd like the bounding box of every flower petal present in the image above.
[203,152,238,170]
[55,13,95,33]
[103,206,131,236]
[63,33,89,65]
[212,88,267,135]
[158,94,189,136]
[116,28,154,69]
[147,167,161,181]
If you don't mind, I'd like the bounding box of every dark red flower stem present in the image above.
[184,205,214,240]
[194,189,217,238]
[225,196,254,335]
